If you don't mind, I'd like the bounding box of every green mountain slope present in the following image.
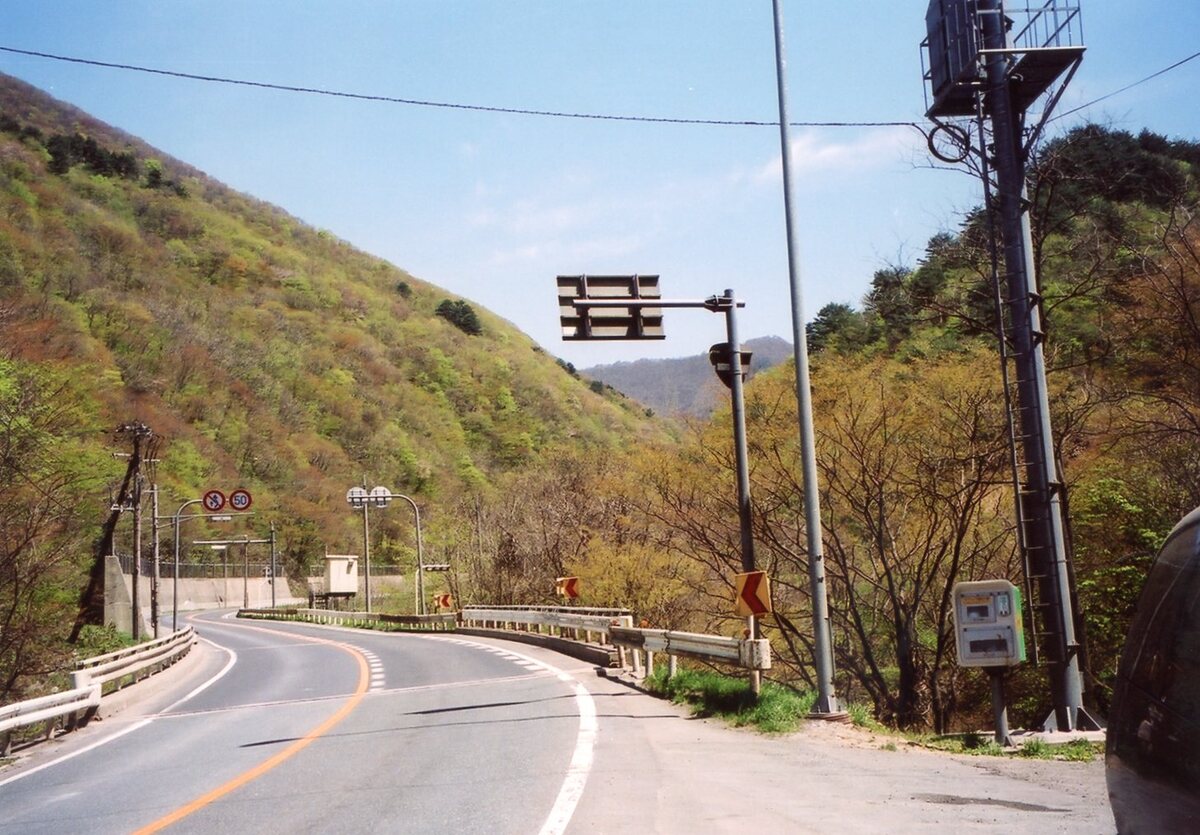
[581,335,793,417]
[0,72,663,583]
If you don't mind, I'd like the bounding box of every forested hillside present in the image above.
[0,73,665,701]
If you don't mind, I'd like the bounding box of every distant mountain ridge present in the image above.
[582,335,793,417]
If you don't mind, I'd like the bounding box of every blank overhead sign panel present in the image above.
[557,274,665,340]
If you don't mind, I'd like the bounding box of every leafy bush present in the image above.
[436,299,482,335]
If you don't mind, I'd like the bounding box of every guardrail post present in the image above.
[668,654,678,680]
[646,650,655,679]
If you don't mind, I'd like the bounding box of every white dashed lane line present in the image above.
[357,648,385,692]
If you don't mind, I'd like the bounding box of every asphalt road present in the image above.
[0,612,1116,833]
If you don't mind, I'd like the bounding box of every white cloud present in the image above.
[755,126,925,183]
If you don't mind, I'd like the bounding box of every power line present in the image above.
[1053,50,1200,122]
[4,43,1196,133]
[0,45,915,129]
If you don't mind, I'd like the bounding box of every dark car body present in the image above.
[1107,505,1200,832]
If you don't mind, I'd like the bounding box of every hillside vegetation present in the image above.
[0,73,665,701]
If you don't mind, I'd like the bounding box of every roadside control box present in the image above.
[952,579,1026,667]
[324,554,360,595]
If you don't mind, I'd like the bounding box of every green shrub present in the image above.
[645,667,816,734]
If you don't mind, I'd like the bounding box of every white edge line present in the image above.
[0,636,237,789]
[538,677,597,835]
[423,636,596,835]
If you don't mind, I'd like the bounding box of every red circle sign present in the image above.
[229,489,253,511]
[202,490,226,512]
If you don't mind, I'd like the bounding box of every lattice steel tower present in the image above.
[921,1,1098,732]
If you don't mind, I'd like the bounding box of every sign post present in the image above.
[556,576,580,600]
[556,276,765,695]
[735,571,772,618]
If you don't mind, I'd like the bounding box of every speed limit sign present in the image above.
[202,490,226,512]
[229,489,253,511]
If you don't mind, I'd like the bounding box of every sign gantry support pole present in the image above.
[565,286,763,695]
[717,289,761,696]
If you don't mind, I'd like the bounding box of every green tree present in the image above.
[0,360,114,702]
[435,299,483,335]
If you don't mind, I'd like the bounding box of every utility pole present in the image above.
[978,0,1083,732]
[921,0,1093,731]
[123,421,157,641]
[132,472,143,640]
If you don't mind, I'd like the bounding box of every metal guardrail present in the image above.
[0,685,101,756]
[0,627,196,756]
[238,605,770,681]
[72,627,197,689]
[460,606,634,640]
[458,606,771,676]
[239,608,456,631]
[609,626,772,672]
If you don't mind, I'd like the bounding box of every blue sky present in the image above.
[4,2,1199,365]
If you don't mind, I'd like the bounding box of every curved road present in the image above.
[1,611,590,834]
[1,611,1115,833]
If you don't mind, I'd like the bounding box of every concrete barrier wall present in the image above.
[106,559,304,633]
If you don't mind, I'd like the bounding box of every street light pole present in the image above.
[269,522,277,609]
[390,493,424,615]
[172,498,202,632]
[347,486,424,615]
[361,492,372,613]
[770,0,840,717]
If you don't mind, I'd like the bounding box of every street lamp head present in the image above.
[369,486,393,507]
[346,486,368,508]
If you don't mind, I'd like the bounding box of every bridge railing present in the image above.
[458,605,634,666]
[607,625,772,676]
[239,608,456,631]
[237,604,772,681]
[1,626,196,756]
[460,605,633,639]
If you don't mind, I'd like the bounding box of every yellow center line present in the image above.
[132,622,371,834]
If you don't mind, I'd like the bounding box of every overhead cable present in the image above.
[1052,50,1200,122]
[3,44,1196,131]
[0,45,913,128]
